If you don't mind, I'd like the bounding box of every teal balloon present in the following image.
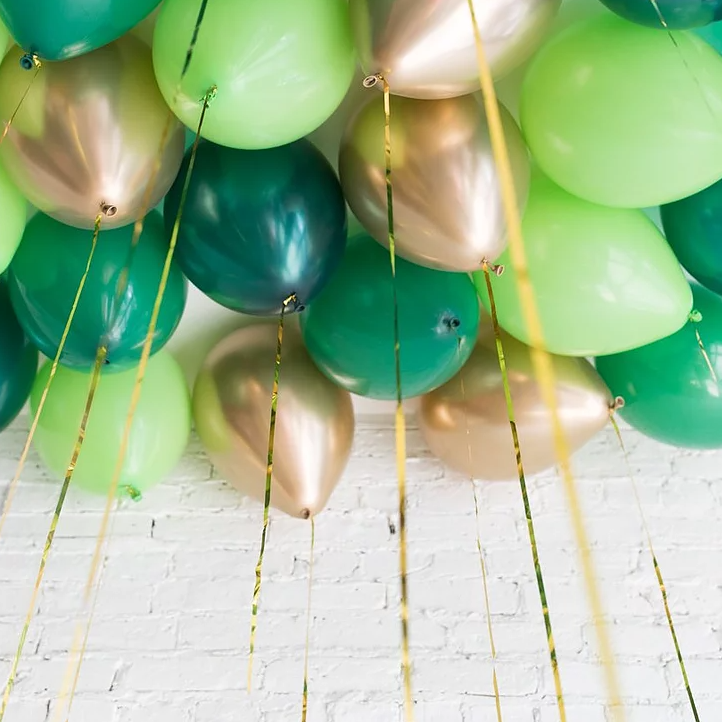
[0,277,37,431]
[696,21,722,52]
[661,177,722,295]
[164,139,347,316]
[596,284,722,448]
[300,234,480,400]
[8,212,186,372]
[0,0,160,61]
[599,0,722,28]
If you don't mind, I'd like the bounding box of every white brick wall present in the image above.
[0,414,720,721]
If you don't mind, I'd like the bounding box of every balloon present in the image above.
[661,178,722,296]
[300,233,480,400]
[473,174,692,356]
[349,0,560,99]
[153,0,355,149]
[596,285,722,449]
[0,160,26,274]
[696,18,722,52]
[339,94,528,272]
[420,322,613,480]
[0,278,37,432]
[30,351,191,496]
[9,212,187,372]
[598,0,722,29]
[0,38,184,229]
[164,139,347,316]
[193,321,354,518]
[520,15,722,208]
[0,0,160,61]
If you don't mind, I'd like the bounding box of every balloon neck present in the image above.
[283,293,303,313]
[300,508,311,520]
[100,202,118,218]
[362,73,383,89]
[689,309,703,323]
[610,396,625,413]
[481,259,505,277]
[19,53,41,71]
[123,485,143,502]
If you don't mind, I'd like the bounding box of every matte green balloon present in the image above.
[0,160,25,274]
[8,212,187,372]
[0,277,37,431]
[153,0,355,149]
[300,234,480,400]
[520,14,722,207]
[473,174,692,356]
[596,285,722,448]
[30,351,191,496]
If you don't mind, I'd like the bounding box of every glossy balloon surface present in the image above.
[599,0,722,29]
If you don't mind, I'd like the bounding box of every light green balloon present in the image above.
[153,0,356,149]
[520,14,722,207]
[30,351,191,498]
[473,174,692,356]
[0,160,26,273]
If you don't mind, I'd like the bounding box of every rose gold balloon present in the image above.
[420,323,613,480]
[350,0,561,99]
[339,93,528,271]
[193,320,355,519]
[0,37,184,229]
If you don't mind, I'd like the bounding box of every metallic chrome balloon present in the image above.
[349,0,561,99]
[193,321,355,519]
[420,322,613,480]
[0,37,184,229]
[340,94,528,271]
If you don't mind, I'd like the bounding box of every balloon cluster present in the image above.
[0,0,722,515]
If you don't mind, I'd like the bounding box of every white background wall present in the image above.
[0,413,720,722]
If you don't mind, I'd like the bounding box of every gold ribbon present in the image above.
[300,517,316,722]
[467,3,625,718]
[0,343,107,722]
[0,54,41,146]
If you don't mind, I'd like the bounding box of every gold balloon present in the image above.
[349,0,561,99]
[193,321,355,519]
[0,37,184,229]
[339,93,528,271]
[420,323,613,481]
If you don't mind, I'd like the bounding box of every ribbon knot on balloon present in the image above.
[19,53,40,71]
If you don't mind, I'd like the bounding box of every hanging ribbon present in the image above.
[0,53,41,146]
[300,517,316,722]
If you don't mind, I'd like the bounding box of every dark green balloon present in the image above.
[300,234,480,400]
[661,177,722,295]
[0,277,37,431]
[598,0,722,29]
[595,284,722,448]
[164,139,347,316]
[0,0,160,61]
[8,212,186,372]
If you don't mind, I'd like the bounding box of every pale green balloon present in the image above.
[520,14,722,207]
[0,160,26,274]
[30,351,191,497]
[473,174,692,356]
[153,0,356,149]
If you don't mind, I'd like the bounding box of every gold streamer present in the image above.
[0,54,41,146]
[467,3,625,718]
[609,411,700,722]
[0,213,103,539]
[0,343,107,722]
[481,264,566,721]
[300,517,316,722]
[247,292,297,692]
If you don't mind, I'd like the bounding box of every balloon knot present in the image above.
[689,309,703,323]
[300,508,311,520]
[481,259,504,277]
[363,74,383,89]
[283,293,303,312]
[123,486,143,502]
[19,53,41,71]
[610,396,625,412]
[100,202,118,217]
[202,85,218,104]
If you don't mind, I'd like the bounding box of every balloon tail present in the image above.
[0,55,41,146]
[247,292,297,692]
[689,310,718,384]
[300,517,316,722]
[608,409,700,722]
[0,213,103,540]
[468,3,624,718]
[0,344,107,722]
[458,367,504,722]
[480,263,566,721]
[53,86,217,714]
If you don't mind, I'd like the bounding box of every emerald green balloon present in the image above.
[0,277,36,431]
[596,285,722,448]
[153,0,355,149]
[300,234,480,400]
[30,351,191,496]
[473,174,692,356]
[0,0,160,61]
[520,14,722,207]
[8,212,186,372]
[0,160,26,274]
